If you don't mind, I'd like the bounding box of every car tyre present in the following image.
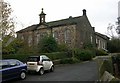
[50,66,54,72]
[39,68,44,75]
[20,71,26,80]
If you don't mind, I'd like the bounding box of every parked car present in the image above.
[0,59,27,82]
[27,55,54,75]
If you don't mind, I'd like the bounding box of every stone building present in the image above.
[95,32,109,51]
[16,8,109,50]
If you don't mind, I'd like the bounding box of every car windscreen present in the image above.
[27,57,39,62]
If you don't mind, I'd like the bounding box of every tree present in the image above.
[0,0,15,40]
[107,23,119,38]
[107,38,120,53]
[2,37,24,54]
[38,35,58,53]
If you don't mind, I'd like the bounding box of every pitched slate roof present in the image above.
[16,16,83,33]
[95,32,109,40]
[46,16,81,27]
[16,24,39,33]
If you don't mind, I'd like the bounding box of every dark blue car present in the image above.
[0,59,27,82]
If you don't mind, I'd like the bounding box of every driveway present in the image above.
[10,61,99,82]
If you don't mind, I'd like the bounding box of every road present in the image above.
[10,61,99,82]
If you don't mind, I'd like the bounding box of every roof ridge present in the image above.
[46,16,82,24]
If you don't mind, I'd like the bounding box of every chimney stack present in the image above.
[83,9,86,16]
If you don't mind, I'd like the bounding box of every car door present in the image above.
[8,60,21,79]
[42,56,51,70]
[1,61,10,81]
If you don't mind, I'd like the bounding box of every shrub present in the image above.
[96,49,108,56]
[83,43,94,50]
[41,52,70,60]
[2,54,33,62]
[2,38,24,55]
[38,35,58,53]
[3,52,71,62]
[60,57,80,64]
[58,43,69,52]
[16,45,38,55]
[60,58,73,64]
[75,49,93,61]
[107,38,120,53]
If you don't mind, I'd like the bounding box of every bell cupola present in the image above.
[39,8,46,24]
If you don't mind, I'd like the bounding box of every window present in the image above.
[40,33,44,38]
[21,36,24,40]
[0,61,9,69]
[9,60,20,67]
[36,34,40,44]
[28,35,32,46]
[42,56,50,61]
[90,35,93,43]
[41,18,44,23]
[102,41,106,49]
[28,57,40,62]
[53,31,58,41]
[103,42,106,49]
[98,39,101,49]
[64,29,71,43]
[96,38,98,44]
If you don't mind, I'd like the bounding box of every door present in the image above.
[1,61,9,81]
[7,60,21,79]
[42,56,51,70]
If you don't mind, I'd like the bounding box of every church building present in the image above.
[16,8,109,50]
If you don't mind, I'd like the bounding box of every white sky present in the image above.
[6,0,119,35]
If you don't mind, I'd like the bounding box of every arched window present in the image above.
[36,34,40,44]
[53,31,58,41]
[21,36,24,40]
[28,35,32,46]
[90,35,93,43]
[64,29,71,43]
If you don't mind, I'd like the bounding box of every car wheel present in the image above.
[50,66,54,72]
[39,68,44,75]
[20,71,26,80]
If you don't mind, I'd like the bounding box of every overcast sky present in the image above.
[6,0,119,35]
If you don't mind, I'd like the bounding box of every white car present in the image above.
[27,55,54,75]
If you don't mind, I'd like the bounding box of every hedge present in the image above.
[41,52,71,60]
[2,54,33,62]
[60,57,80,64]
[2,52,71,62]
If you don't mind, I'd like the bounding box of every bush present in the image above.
[2,52,71,62]
[2,54,33,62]
[38,35,58,53]
[16,45,38,55]
[75,49,93,61]
[58,43,69,52]
[96,49,108,56]
[60,57,80,64]
[2,38,24,55]
[60,58,74,64]
[41,52,71,60]
[107,38,120,53]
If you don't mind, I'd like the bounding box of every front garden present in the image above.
[2,35,120,82]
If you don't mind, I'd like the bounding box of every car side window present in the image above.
[9,60,19,67]
[1,61,9,69]
[42,56,50,61]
